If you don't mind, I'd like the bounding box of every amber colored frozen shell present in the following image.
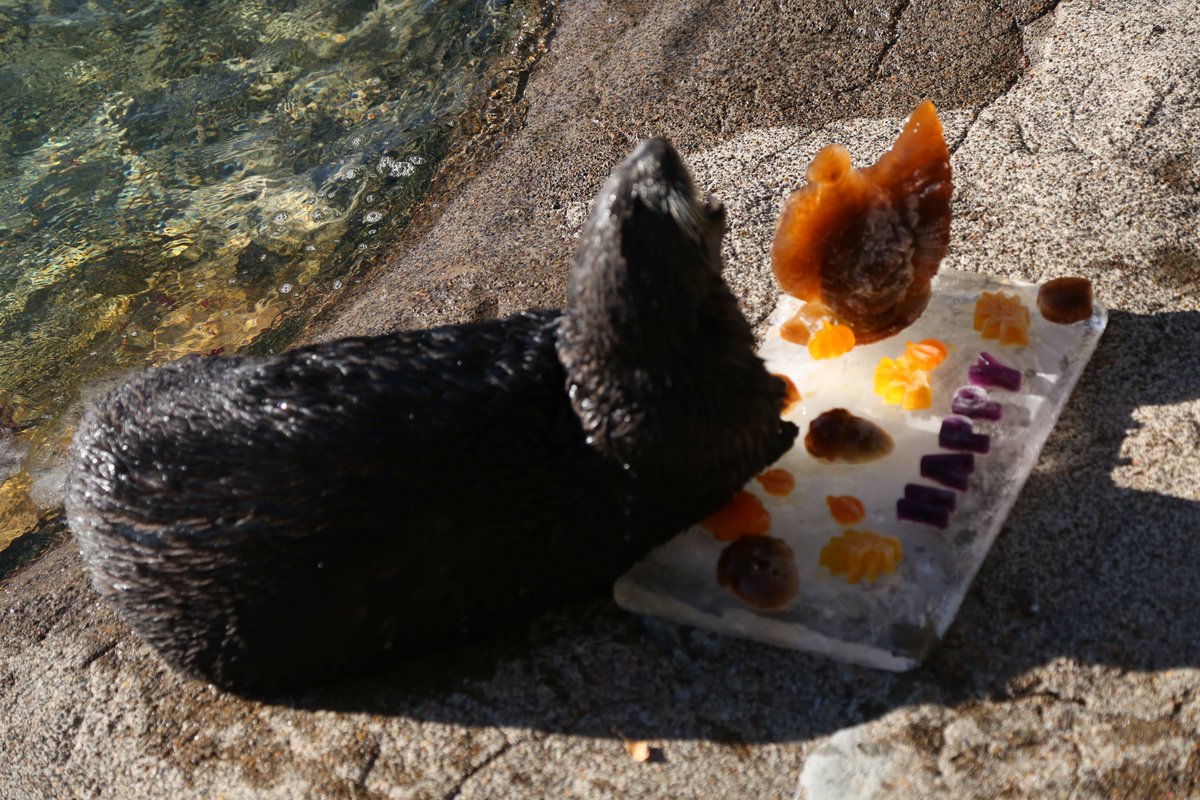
[778,301,835,345]
[756,468,796,496]
[771,100,953,344]
[1037,276,1094,324]
[826,494,866,524]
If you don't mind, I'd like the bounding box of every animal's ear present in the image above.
[700,194,728,273]
[703,194,726,227]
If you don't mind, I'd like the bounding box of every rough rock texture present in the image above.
[3,0,1199,797]
[309,0,1035,339]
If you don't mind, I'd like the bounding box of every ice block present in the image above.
[614,268,1107,671]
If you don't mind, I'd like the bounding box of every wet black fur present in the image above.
[66,140,798,691]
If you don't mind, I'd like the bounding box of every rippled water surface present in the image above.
[0,0,552,552]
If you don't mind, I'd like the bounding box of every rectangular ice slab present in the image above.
[614,268,1107,671]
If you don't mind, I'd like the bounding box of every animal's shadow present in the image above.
[245,308,1200,744]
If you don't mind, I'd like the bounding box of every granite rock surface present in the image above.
[3,0,1199,797]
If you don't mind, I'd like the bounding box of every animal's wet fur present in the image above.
[66,140,798,691]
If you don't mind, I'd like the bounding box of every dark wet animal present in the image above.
[66,140,798,691]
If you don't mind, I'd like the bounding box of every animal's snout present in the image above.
[626,138,690,189]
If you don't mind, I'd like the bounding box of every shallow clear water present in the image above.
[0,0,553,551]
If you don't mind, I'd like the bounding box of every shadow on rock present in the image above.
[3,310,1197,750]
[927,308,1200,685]
[212,308,1200,743]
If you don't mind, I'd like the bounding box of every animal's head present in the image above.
[558,140,794,491]
[563,138,729,356]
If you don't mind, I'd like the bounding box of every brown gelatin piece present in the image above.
[1037,277,1094,324]
[771,100,953,344]
[773,373,801,414]
[805,408,894,464]
[700,490,772,541]
[779,301,834,346]
[716,534,800,611]
[780,316,811,345]
[756,468,796,496]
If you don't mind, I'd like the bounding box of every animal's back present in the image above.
[67,309,618,686]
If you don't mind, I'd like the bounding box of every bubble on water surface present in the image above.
[387,160,416,178]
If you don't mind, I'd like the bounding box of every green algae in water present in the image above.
[0,0,555,550]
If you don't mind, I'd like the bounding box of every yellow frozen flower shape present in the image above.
[973,291,1031,346]
[819,529,903,584]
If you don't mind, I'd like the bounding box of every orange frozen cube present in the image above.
[874,356,932,410]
